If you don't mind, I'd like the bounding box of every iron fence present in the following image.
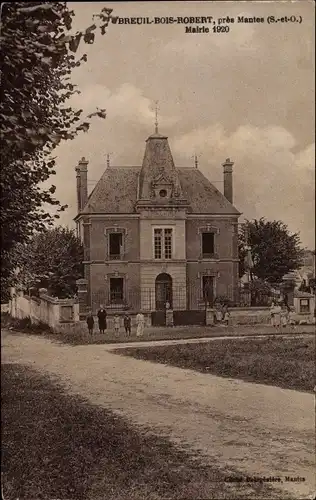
[237,284,282,307]
[91,282,283,313]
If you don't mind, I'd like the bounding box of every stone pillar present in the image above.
[285,287,295,307]
[76,278,89,317]
[73,301,80,322]
[50,302,60,331]
[206,306,215,326]
[166,309,174,327]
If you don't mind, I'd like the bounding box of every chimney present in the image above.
[222,158,234,204]
[75,157,88,212]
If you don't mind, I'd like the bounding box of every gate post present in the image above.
[205,306,215,326]
[76,278,88,318]
[166,308,174,327]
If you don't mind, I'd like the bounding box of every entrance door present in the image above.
[155,273,172,310]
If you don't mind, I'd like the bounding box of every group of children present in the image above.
[214,304,230,326]
[270,302,296,330]
[214,301,297,329]
[86,309,146,337]
[85,301,297,335]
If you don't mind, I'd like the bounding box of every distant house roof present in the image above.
[283,266,315,288]
[294,290,315,298]
[80,165,240,216]
[299,266,315,279]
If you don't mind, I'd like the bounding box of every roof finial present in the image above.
[154,100,159,134]
[106,152,112,168]
[191,153,200,168]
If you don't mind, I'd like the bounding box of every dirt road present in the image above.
[2,331,315,499]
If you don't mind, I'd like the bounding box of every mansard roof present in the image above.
[77,126,240,216]
[81,166,139,214]
[177,168,240,214]
[80,166,240,215]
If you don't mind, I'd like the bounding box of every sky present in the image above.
[53,1,315,248]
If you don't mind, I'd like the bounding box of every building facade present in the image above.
[74,129,241,316]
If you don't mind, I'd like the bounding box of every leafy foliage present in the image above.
[247,279,273,306]
[238,239,247,278]
[309,278,316,293]
[298,280,310,293]
[0,2,112,293]
[12,227,84,298]
[238,218,304,283]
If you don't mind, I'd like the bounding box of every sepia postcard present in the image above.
[1,1,315,499]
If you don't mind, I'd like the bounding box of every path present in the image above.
[2,331,315,499]
[100,332,314,349]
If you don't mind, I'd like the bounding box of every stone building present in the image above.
[74,127,241,322]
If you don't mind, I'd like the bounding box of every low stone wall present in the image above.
[9,288,79,332]
[223,307,314,326]
[229,307,271,325]
[228,307,315,326]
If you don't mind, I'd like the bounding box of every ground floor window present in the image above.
[299,299,310,313]
[110,277,124,304]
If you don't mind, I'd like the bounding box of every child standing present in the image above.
[274,303,282,331]
[270,301,276,327]
[289,307,296,332]
[223,307,230,327]
[214,305,222,324]
[86,311,94,336]
[281,306,289,329]
[136,312,145,337]
[123,313,131,336]
[114,314,120,336]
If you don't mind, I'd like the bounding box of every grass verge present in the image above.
[2,313,314,346]
[114,335,315,393]
[2,364,285,500]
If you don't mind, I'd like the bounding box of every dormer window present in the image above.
[151,173,173,199]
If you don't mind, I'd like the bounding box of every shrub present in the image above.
[214,295,231,306]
